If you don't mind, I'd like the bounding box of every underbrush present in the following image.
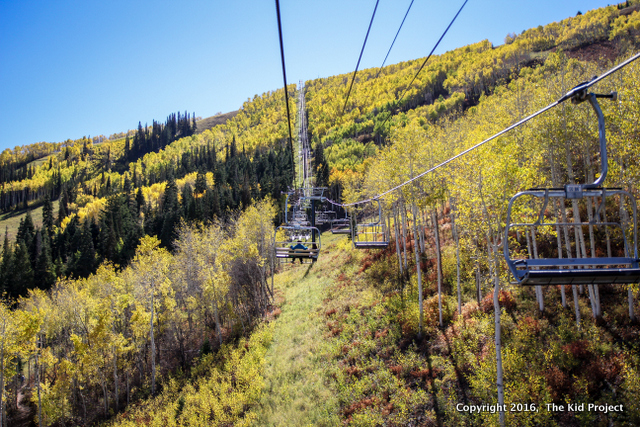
[320,238,640,426]
[103,323,274,427]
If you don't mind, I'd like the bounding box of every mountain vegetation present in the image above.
[3,1,640,426]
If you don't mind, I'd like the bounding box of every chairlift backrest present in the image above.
[504,91,640,285]
[351,200,389,249]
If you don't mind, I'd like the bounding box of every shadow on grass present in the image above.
[302,263,314,279]
[419,335,443,427]
[442,330,470,407]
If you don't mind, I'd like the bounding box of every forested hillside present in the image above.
[3,1,640,426]
[0,84,296,297]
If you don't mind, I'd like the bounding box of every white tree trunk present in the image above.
[394,206,403,276]
[432,209,443,328]
[150,296,156,396]
[492,242,505,427]
[401,203,409,272]
[411,203,424,338]
[452,207,462,315]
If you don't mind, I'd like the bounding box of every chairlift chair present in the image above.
[351,199,389,249]
[274,225,321,264]
[331,214,351,234]
[315,208,336,225]
[504,90,640,285]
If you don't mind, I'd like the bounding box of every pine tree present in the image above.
[163,172,179,212]
[181,183,195,221]
[42,194,54,237]
[11,240,33,298]
[136,188,145,213]
[195,168,207,194]
[314,142,330,187]
[241,173,252,208]
[70,220,96,278]
[0,229,13,295]
[98,211,117,262]
[124,135,131,161]
[58,189,69,225]
[17,211,36,264]
[35,231,56,289]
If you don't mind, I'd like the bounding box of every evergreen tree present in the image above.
[195,168,207,194]
[0,229,13,295]
[98,210,117,262]
[163,172,179,212]
[123,175,132,194]
[207,188,221,219]
[136,187,145,213]
[11,240,33,298]
[68,220,96,278]
[314,142,330,187]
[124,135,131,161]
[241,173,252,208]
[17,211,36,264]
[58,189,69,225]
[42,194,54,237]
[35,230,56,289]
[181,183,195,221]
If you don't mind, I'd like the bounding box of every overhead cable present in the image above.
[326,50,640,208]
[376,0,468,130]
[374,0,416,79]
[275,0,294,153]
[342,0,381,115]
[397,0,468,103]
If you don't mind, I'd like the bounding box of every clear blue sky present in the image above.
[0,0,617,150]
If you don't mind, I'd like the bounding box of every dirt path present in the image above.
[12,387,34,427]
[254,233,340,426]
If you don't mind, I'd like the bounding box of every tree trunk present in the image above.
[451,206,462,315]
[394,205,403,277]
[401,202,409,273]
[432,209,443,328]
[418,209,425,254]
[411,203,423,339]
[113,346,118,413]
[0,337,4,427]
[492,241,505,427]
[559,198,580,323]
[553,199,567,308]
[528,227,544,313]
[36,344,42,427]
[150,296,156,396]
[102,379,108,417]
[212,291,223,346]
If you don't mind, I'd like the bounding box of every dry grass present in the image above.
[195,111,239,134]
[0,199,60,241]
[254,232,343,426]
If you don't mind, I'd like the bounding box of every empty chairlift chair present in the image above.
[331,212,352,235]
[504,89,640,285]
[351,200,389,249]
[315,208,336,225]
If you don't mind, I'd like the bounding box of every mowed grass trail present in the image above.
[254,232,342,426]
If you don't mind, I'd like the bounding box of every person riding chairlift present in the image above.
[289,240,308,263]
[290,240,307,251]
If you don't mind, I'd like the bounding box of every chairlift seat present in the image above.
[331,218,351,234]
[504,187,640,286]
[513,266,640,285]
[351,201,389,250]
[353,241,389,249]
[274,225,321,263]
